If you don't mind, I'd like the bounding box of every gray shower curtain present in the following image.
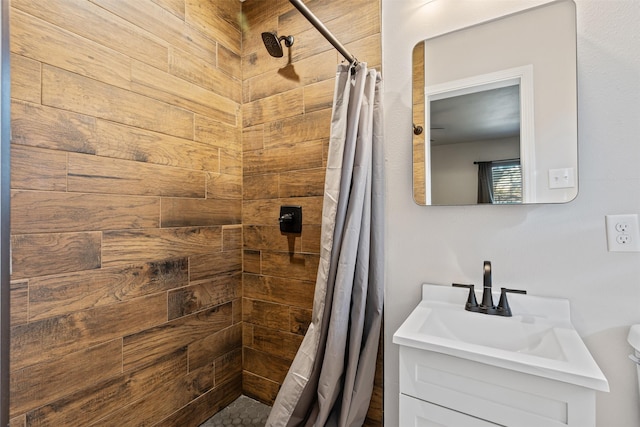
[266,62,384,427]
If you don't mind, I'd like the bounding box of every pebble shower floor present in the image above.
[199,395,271,426]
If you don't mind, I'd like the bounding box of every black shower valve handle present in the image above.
[279,212,294,223]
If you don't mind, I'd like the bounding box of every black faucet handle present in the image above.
[452,283,479,310]
[496,287,527,317]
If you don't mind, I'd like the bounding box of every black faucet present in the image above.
[480,261,493,311]
[452,261,526,317]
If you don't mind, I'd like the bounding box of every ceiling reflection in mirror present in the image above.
[412,0,577,206]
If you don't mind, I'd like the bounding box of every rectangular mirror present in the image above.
[412,0,577,206]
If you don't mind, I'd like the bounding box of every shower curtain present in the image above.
[266,62,384,427]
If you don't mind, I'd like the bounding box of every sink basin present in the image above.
[419,306,566,360]
[393,284,609,392]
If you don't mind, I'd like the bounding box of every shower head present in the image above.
[261,32,294,58]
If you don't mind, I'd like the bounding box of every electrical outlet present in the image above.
[606,214,640,252]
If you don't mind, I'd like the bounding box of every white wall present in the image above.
[431,137,520,205]
[382,0,640,426]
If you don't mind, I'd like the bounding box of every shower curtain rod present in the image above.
[289,0,358,66]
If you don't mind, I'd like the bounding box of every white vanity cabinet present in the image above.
[394,284,609,427]
[398,346,598,427]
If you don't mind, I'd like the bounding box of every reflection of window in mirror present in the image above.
[477,159,522,204]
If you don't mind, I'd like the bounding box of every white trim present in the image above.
[424,65,536,203]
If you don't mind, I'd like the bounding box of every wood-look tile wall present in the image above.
[413,43,427,205]
[9,0,243,425]
[240,0,383,425]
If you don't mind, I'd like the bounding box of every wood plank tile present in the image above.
[304,78,335,113]
[11,293,166,371]
[10,280,28,326]
[217,44,242,80]
[243,225,301,253]
[10,340,123,416]
[11,100,97,154]
[243,197,323,226]
[243,139,323,176]
[215,348,243,387]
[89,0,216,66]
[130,60,239,125]
[243,250,261,274]
[9,415,25,427]
[189,251,242,282]
[245,49,337,102]
[11,8,131,90]
[93,119,220,172]
[278,168,325,198]
[161,198,241,227]
[243,173,279,200]
[242,371,280,405]
[345,33,382,70]
[123,302,233,371]
[243,323,254,348]
[42,65,194,139]
[223,225,243,251]
[232,298,242,325]
[10,145,67,191]
[90,365,213,427]
[188,323,242,372]
[264,108,331,147]
[26,348,188,427]
[29,258,188,321]
[11,190,160,234]
[207,172,242,200]
[242,88,304,127]
[250,325,303,362]
[154,375,242,427]
[68,153,206,198]
[102,227,222,268]
[10,54,40,103]
[243,347,290,384]
[11,231,101,279]
[151,0,185,19]
[261,251,319,282]
[242,298,289,331]
[169,47,241,103]
[220,148,242,176]
[185,0,241,54]
[242,124,264,152]
[168,272,240,320]
[366,384,384,424]
[12,0,168,70]
[300,223,322,254]
[290,307,312,335]
[194,114,241,150]
[243,273,315,309]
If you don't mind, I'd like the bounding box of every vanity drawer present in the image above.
[399,346,595,427]
[400,394,500,426]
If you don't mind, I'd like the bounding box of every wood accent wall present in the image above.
[240,0,383,425]
[413,43,427,205]
[9,0,243,425]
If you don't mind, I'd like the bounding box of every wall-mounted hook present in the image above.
[413,123,423,135]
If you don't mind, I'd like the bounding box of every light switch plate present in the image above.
[548,168,575,189]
